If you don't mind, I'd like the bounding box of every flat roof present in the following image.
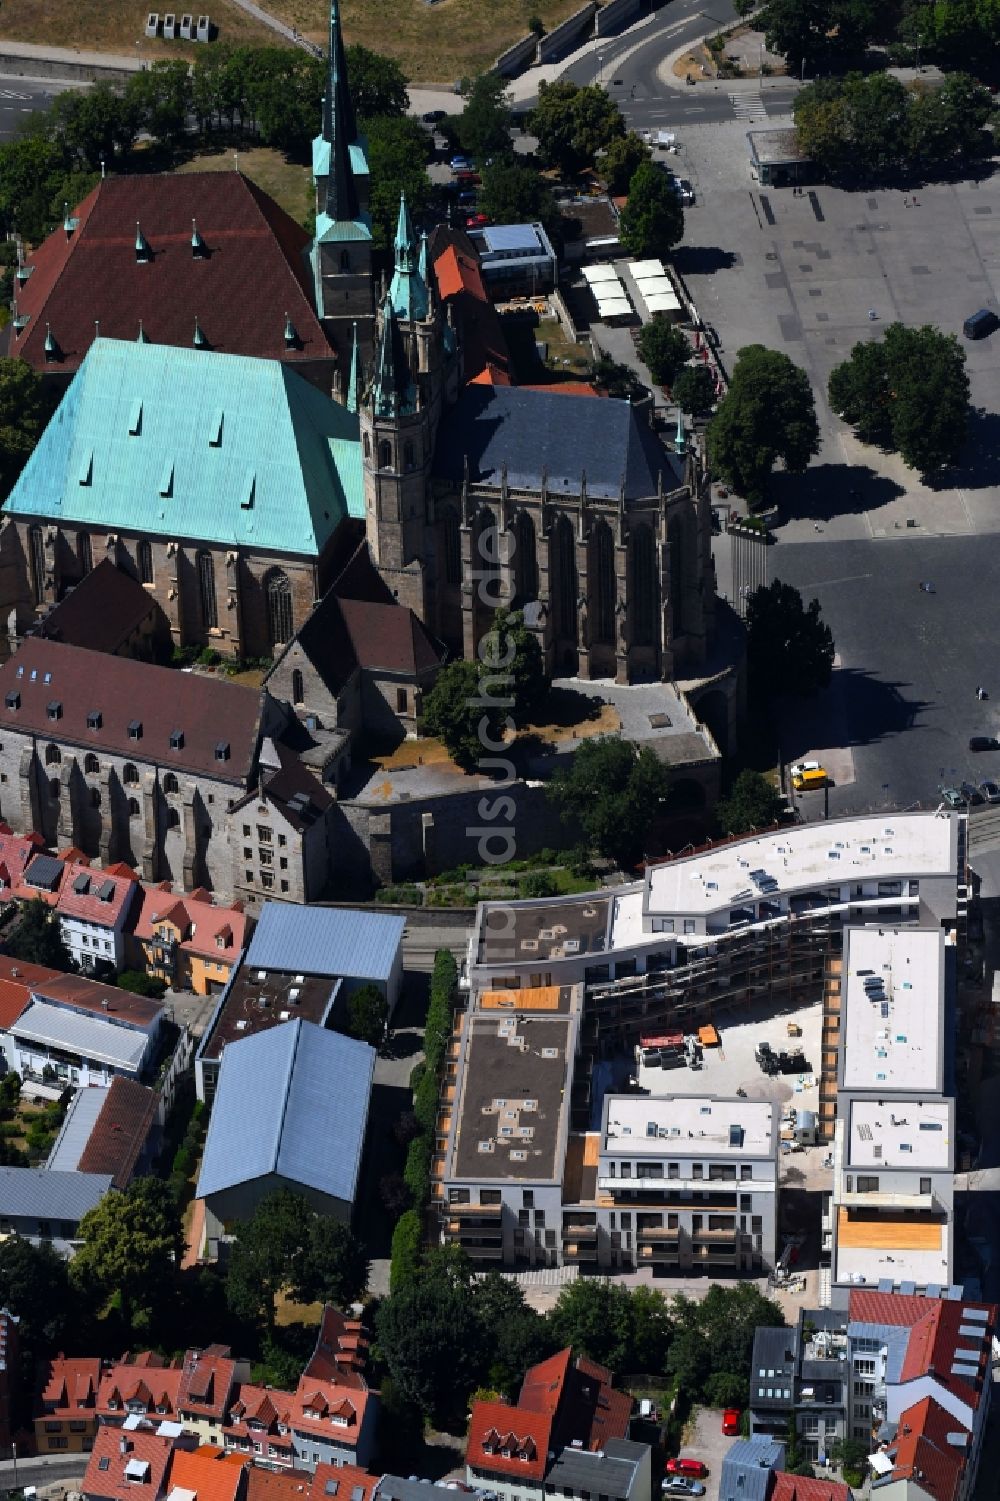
[846,1097,953,1170]
[835,1207,952,1289]
[643,814,956,922]
[13,998,152,1071]
[747,128,811,165]
[447,1011,575,1183]
[199,960,338,1063]
[476,894,611,967]
[840,927,945,1094]
[602,1094,776,1158]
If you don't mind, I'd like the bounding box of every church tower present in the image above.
[311,0,375,367]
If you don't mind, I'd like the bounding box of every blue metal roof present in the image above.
[0,1166,113,1221]
[6,338,364,555]
[719,1439,785,1501]
[483,224,543,253]
[247,901,405,983]
[46,1084,109,1172]
[196,1018,374,1204]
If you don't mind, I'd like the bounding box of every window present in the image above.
[261,872,274,889]
[692,1164,703,1179]
[258,825,272,842]
[266,570,293,649]
[340,249,350,272]
[138,538,154,584]
[709,1164,737,1181]
[49,778,59,800]
[260,848,273,866]
[198,550,218,629]
[45,743,60,765]
[292,668,304,705]
[856,1176,879,1194]
[740,1194,752,1211]
[123,762,139,785]
[90,788,101,809]
[280,879,289,892]
[77,531,93,575]
[920,1176,932,1194]
[163,772,179,794]
[378,439,392,470]
[396,688,407,713]
[667,1163,679,1179]
[29,525,46,604]
[242,824,251,837]
[128,797,140,818]
[167,807,180,828]
[741,1164,752,1180]
[441,507,461,585]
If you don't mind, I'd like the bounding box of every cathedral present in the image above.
[1,0,717,690]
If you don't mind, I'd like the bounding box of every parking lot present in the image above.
[674,1407,732,1501]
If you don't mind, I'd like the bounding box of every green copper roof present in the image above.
[389,194,429,322]
[313,211,372,245]
[312,137,369,184]
[7,338,363,556]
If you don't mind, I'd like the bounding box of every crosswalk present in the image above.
[0,90,30,102]
[729,92,768,124]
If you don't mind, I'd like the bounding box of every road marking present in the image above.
[806,573,875,588]
[729,92,768,122]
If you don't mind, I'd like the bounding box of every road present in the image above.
[0,77,76,140]
[0,1452,87,1493]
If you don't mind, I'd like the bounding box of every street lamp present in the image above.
[597,52,604,87]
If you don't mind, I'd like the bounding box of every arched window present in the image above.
[631,525,658,648]
[44,744,60,766]
[363,433,371,460]
[378,439,392,470]
[513,511,538,605]
[550,515,577,642]
[163,772,179,795]
[441,507,461,586]
[340,250,350,272]
[292,668,304,705]
[403,440,415,472]
[28,526,45,604]
[84,753,100,775]
[90,787,101,809]
[77,531,93,576]
[128,797,140,819]
[49,778,59,801]
[668,515,685,638]
[123,762,139,785]
[166,806,181,829]
[589,521,615,644]
[138,539,153,585]
[476,508,500,608]
[198,550,218,630]
[266,571,293,650]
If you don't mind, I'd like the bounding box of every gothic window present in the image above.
[166,807,181,829]
[590,521,615,644]
[668,515,685,638]
[477,508,500,607]
[513,511,538,605]
[128,797,140,819]
[441,507,461,586]
[551,515,577,642]
[138,539,153,584]
[77,531,93,576]
[163,772,179,795]
[363,432,371,460]
[265,571,293,650]
[49,778,59,801]
[90,787,101,809]
[123,763,139,785]
[198,550,218,630]
[404,441,415,472]
[28,526,45,605]
[84,753,100,775]
[44,744,60,766]
[378,439,392,470]
[340,250,350,272]
[631,525,658,648]
[292,669,304,705]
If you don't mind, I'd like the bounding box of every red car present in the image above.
[665,1459,708,1480]
[465,212,490,229]
[722,1409,741,1436]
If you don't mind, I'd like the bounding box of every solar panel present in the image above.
[962,1307,989,1322]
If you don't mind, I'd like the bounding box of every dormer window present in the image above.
[170,729,184,750]
[215,741,230,762]
[47,700,62,720]
[87,710,102,730]
[128,720,143,741]
[5,692,19,711]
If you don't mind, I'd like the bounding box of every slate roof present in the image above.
[546,1439,647,1501]
[0,637,265,784]
[432,385,683,500]
[78,1077,159,1188]
[6,338,363,557]
[0,1166,112,1221]
[11,172,333,375]
[247,902,404,983]
[33,559,163,655]
[196,1018,374,1206]
[282,587,445,698]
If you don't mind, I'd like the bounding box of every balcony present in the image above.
[637,1225,680,1241]
[563,1241,600,1261]
[448,1202,502,1219]
[692,1227,738,1242]
[562,1223,598,1240]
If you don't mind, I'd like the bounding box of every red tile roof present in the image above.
[33,970,163,1029]
[522,382,605,397]
[0,953,61,1030]
[246,1469,313,1501]
[77,1077,158,1189]
[56,860,138,929]
[98,1357,184,1420]
[301,1307,370,1390]
[883,1397,968,1501]
[518,1349,571,1414]
[83,1423,177,1501]
[290,1377,366,1440]
[132,887,248,961]
[177,1347,238,1425]
[517,1348,631,1452]
[899,1299,996,1406]
[38,1355,102,1416]
[0,638,266,785]
[13,173,334,376]
[432,241,511,388]
[848,1290,937,1328]
[769,1476,851,1501]
[0,831,59,908]
[466,1399,552,1481]
[168,1444,249,1501]
[309,1464,377,1501]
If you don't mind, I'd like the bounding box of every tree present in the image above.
[745,579,835,700]
[345,44,409,118]
[389,1208,423,1292]
[716,770,786,837]
[672,364,718,418]
[619,161,684,259]
[476,1272,551,1393]
[478,160,560,242]
[529,80,625,174]
[292,1216,369,1308]
[424,659,504,771]
[827,337,892,448]
[588,354,645,402]
[547,1279,670,1375]
[0,1235,73,1347]
[124,61,192,148]
[7,897,74,971]
[756,0,879,71]
[346,982,388,1048]
[71,1178,182,1327]
[363,115,432,250]
[380,1172,412,1220]
[457,73,513,163]
[667,1285,785,1404]
[0,358,49,497]
[481,607,547,721]
[225,1188,313,1329]
[376,1248,484,1423]
[637,316,691,386]
[548,738,672,867]
[601,131,651,195]
[115,969,167,999]
[707,345,819,503]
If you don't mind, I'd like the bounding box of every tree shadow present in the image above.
[777,665,931,761]
[927,408,1000,492]
[672,245,740,276]
[769,461,904,523]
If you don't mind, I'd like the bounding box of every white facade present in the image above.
[59,909,130,973]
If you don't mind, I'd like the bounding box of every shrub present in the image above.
[403,1132,432,1207]
[518,870,558,899]
[389,1209,424,1292]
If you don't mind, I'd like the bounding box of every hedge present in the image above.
[403,1131,432,1207]
[390,1209,424,1291]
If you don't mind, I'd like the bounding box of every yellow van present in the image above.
[792,766,828,792]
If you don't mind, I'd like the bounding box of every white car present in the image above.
[789,760,820,779]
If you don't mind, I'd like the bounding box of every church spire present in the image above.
[347,322,360,415]
[373,297,416,419]
[388,193,429,322]
[320,0,359,222]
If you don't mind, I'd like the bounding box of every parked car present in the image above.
[980,780,1000,803]
[661,1482,705,1499]
[789,760,821,779]
[722,1409,741,1436]
[449,155,473,170]
[665,1460,708,1480]
[423,109,447,123]
[970,736,999,751]
[961,781,985,806]
[465,212,490,229]
[939,786,966,808]
[963,308,999,340]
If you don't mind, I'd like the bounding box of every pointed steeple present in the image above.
[674,408,686,454]
[388,193,429,322]
[373,297,416,419]
[191,219,207,258]
[347,322,360,415]
[44,324,60,363]
[137,320,149,344]
[418,230,429,283]
[284,312,300,349]
[193,315,208,349]
[135,221,151,263]
[319,0,360,223]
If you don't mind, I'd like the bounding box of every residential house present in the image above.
[98,1354,185,1425]
[197,1020,375,1255]
[718,1439,785,1501]
[176,1348,245,1444]
[167,1443,250,1501]
[0,953,62,1071]
[10,973,164,1088]
[0,1308,18,1451]
[47,1079,160,1189]
[770,1481,850,1501]
[35,1354,103,1454]
[81,1420,195,1501]
[245,1464,376,1501]
[55,861,140,972]
[132,887,248,998]
[0,1167,112,1249]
